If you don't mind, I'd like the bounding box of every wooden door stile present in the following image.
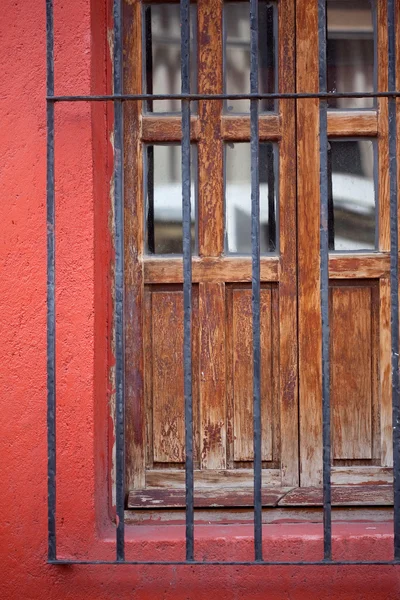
[277,0,298,486]
[197,0,227,471]
[296,0,323,487]
[124,0,146,491]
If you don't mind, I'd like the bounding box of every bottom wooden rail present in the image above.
[128,485,393,509]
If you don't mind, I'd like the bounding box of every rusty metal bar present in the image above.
[113,0,125,563]
[46,0,56,563]
[181,0,194,562]
[48,91,400,102]
[318,0,332,563]
[387,0,400,562]
[250,0,262,563]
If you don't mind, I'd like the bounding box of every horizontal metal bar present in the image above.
[47,91,400,102]
[48,560,400,566]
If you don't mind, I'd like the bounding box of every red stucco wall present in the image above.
[2,1,400,597]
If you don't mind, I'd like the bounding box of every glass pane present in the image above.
[143,4,197,113]
[327,0,376,109]
[329,139,376,251]
[224,2,277,114]
[225,142,278,254]
[145,145,197,255]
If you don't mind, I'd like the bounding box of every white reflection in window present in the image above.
[225,143,278,254]
[144,4,197,113]
[224,2,277,114]
[329,139,376,251]
[145,145,197,255]
[327,0,375,109]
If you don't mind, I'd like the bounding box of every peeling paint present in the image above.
[108,128,117,509]
[107,27,114,92]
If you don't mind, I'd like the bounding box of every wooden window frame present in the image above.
[121,0,398,516]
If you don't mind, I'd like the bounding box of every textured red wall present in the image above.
[1,0,400,598]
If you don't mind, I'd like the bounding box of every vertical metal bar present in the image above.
[144,6,153,113]
[46,0,56,563]
[318,0,332,561]
[181,0,194,562]
[250,0,262,562]
[113,0,125,562]
[388,0,400,562]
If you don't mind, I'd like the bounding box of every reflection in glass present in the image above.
[143,5,197,113]
[327,0,375,109]
[225,143,278,254]
[329,140,376,251]
[224,2,277,113]
[145,145,197,255]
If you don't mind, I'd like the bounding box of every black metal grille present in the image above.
[46,0,400,565]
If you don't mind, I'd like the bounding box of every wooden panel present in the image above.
[221,115,281,141]
[144,256,279,283]
[279,485,393,507]
[146,468,281,489]
[377,0,390,251]
[371,281,380,463]
[129,485,394,509]
[232,289,273,462]
[147,287,200,466]
[296,0,322,486]
[271,288,281,469]
[192,289,201,469]
[327,111,378,137]
[144,290,153,469]
[331,466,393,485]
[379,278,392,466]
[128,487,292,508]
[142,116,200,142]
[329,254,390,279]
[199,283,226,469]
[198,0,223,257]
[151,291,185,463]
[330,286,373,459]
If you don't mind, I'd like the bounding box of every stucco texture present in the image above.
[1,0,400,598]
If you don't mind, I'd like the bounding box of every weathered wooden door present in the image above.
[124,0,395,508]
[124,0,299,506]
[297,0,393,490]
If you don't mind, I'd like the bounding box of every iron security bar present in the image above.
[318,0,332,562]
[181,0,194,563]
[46,0,56,565]
[47,91,400,101]
[388,0,400,561]
[46,0,400,566]
[47,559,400,566]
[113,0,125,563]
[250,0,262,563]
